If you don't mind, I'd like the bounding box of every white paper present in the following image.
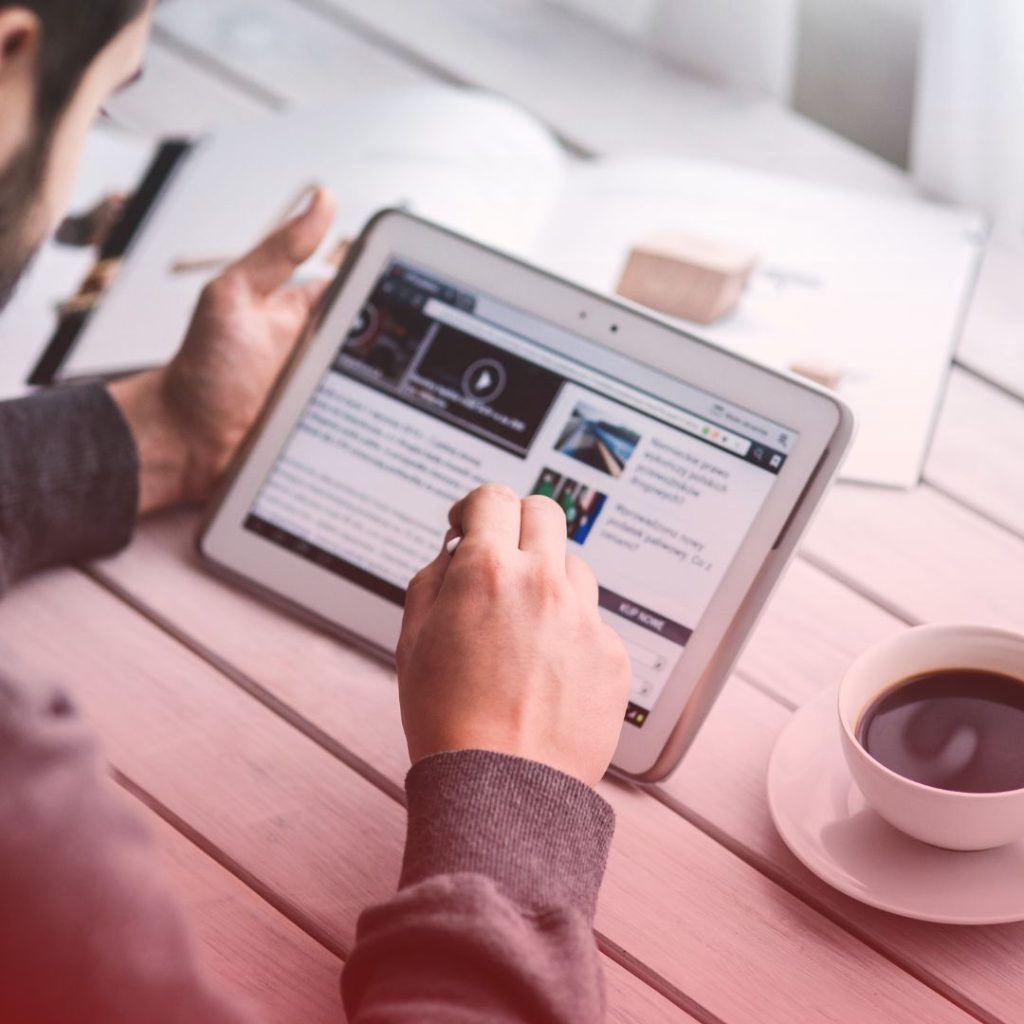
[0,127,154,398]
[533,158,985,487]
[62,86,566,380]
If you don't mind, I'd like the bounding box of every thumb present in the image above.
[229,187,337,296]
[286,277,332,317]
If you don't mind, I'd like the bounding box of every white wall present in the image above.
[793,0,927,168]
[548,0,927,169]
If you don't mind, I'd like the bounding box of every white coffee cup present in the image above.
[838,624,1024,851]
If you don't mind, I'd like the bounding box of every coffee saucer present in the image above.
[767,689,1024,924]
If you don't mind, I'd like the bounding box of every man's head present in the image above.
[0,1,152,309]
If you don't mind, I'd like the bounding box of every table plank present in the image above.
[955,235,1024,401]
[925,368,1024,538]
[803,484,1024,629]
[146,810,346,1023]
[738,558,907,709]
[87,513,980,1024]
[0,570,407,954]
[603,962,700,1024]
[151,803,689,1024]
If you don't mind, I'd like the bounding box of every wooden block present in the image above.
[616,232,757,324]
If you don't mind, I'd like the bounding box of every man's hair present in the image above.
[15,0,147,130]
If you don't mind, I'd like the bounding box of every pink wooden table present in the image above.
[4,2,1021,1020]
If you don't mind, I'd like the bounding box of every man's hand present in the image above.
[397,484,631,787]
[109,188,337,514]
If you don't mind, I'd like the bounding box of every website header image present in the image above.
[334,263,565,457]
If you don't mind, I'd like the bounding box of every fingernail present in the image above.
[287,184,321,223]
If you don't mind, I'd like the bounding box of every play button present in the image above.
[462,359,507,403]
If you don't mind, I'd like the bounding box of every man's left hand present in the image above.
[109,187,336,514]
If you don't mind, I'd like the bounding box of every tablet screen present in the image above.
[246,258,797,726]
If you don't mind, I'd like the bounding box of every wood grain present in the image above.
[955,235,1024,401]
[604,960,701,1024]
[738,557,908,708]
[88,513,979,1023]
[925,368,1024,538]
[146,809,346,1023]
[0,567,407,955]
[803,483,1024,629]
[150,801,689,1024]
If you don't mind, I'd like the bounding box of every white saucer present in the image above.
[767,689,1024,924]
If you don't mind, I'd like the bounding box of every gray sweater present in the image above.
[0,384,615,1023]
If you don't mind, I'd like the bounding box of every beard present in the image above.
[0,132,48,313]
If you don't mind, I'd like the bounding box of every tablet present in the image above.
[199,210,853,781]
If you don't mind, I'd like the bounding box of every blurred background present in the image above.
[551,0,1024,237]
[118,0,1024,238]
[7,0,1021,436]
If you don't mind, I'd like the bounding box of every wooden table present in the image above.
[5,2,1023,1021]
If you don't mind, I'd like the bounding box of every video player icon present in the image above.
[462,358,507,403]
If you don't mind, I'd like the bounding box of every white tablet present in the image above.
[200,210,853,781]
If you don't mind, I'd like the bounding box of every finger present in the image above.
[565,552,599,607]
[450,484,521,551]
[519,494,567,563]
[229,188,337,297]
[399,544,449,663]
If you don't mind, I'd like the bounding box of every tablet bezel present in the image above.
[200,209,852,780]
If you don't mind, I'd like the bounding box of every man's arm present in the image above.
[0,383,137,592]
[343,486,632,1023]
[344,751,614,1024]
[0,188,335,593]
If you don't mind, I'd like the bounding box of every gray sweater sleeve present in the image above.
[342,750,615,1023]
[0,383,138,591]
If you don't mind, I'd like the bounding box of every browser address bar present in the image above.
[422,298,752,458]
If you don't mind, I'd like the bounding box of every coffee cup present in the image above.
[838,624,1024,851]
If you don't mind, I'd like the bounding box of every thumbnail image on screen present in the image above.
[531,467,607,545]
[555,401,641,478]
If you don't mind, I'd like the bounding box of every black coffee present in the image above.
[857,668,1024,793]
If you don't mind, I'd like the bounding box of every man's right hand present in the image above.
[396,484,632,787]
